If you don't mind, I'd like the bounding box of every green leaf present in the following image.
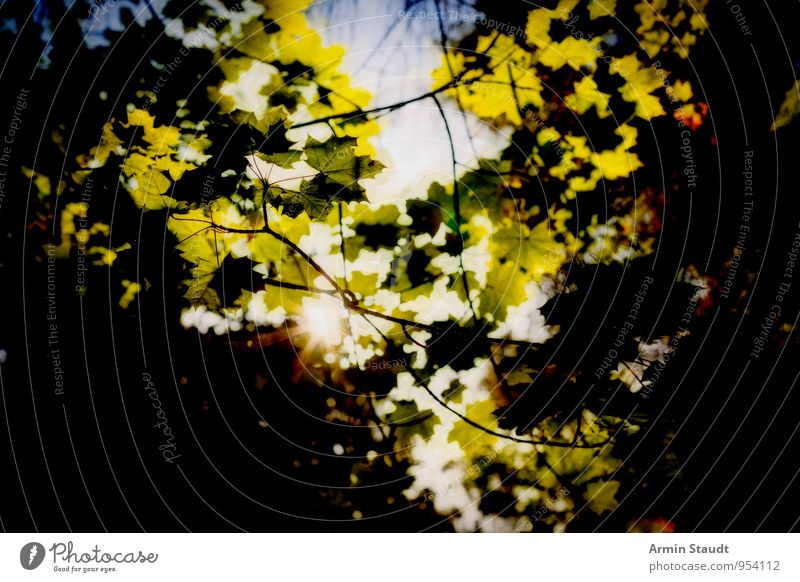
[505,367,536,386]
[447,400,498,456]
[385,400,440,449]
[304,136,385,187]
[233,106,289,135]
[259,149,304,169]
[442,380,466,403]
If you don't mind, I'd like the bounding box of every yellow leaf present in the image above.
[142,124,181,155]
[771,81,800,132]
[75,122,122,170]
[588,0,616,19]
[525,1,580,49]
[132,167,170,196]
[538,36,599,71]
[613,54,666,120]
[124,108,155,129]
[505,367,535,386]
[592,149,642,180]
[119,279,141,309]
[672,79,693,102]
[566,77,611,118]
[641,29,670,58]
[634,0,667,34]
[434,35,543,125]
[584,480,621,514]
[121,152,151,177]
[448,400,498,456]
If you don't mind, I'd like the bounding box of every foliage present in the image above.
[19,0,795,531]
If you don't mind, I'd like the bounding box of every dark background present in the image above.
[0,0,799,532]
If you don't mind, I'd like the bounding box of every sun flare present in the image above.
[296,296,348,349]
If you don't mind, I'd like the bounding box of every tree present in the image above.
[8,0,799,532]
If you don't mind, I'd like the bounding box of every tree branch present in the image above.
[289,79,461,130]
[407,366,615,449]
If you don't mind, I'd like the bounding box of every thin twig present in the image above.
[289,80,461,130]
[431,94,477,321]
[434,0,478,157]
[407,368,614,449]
